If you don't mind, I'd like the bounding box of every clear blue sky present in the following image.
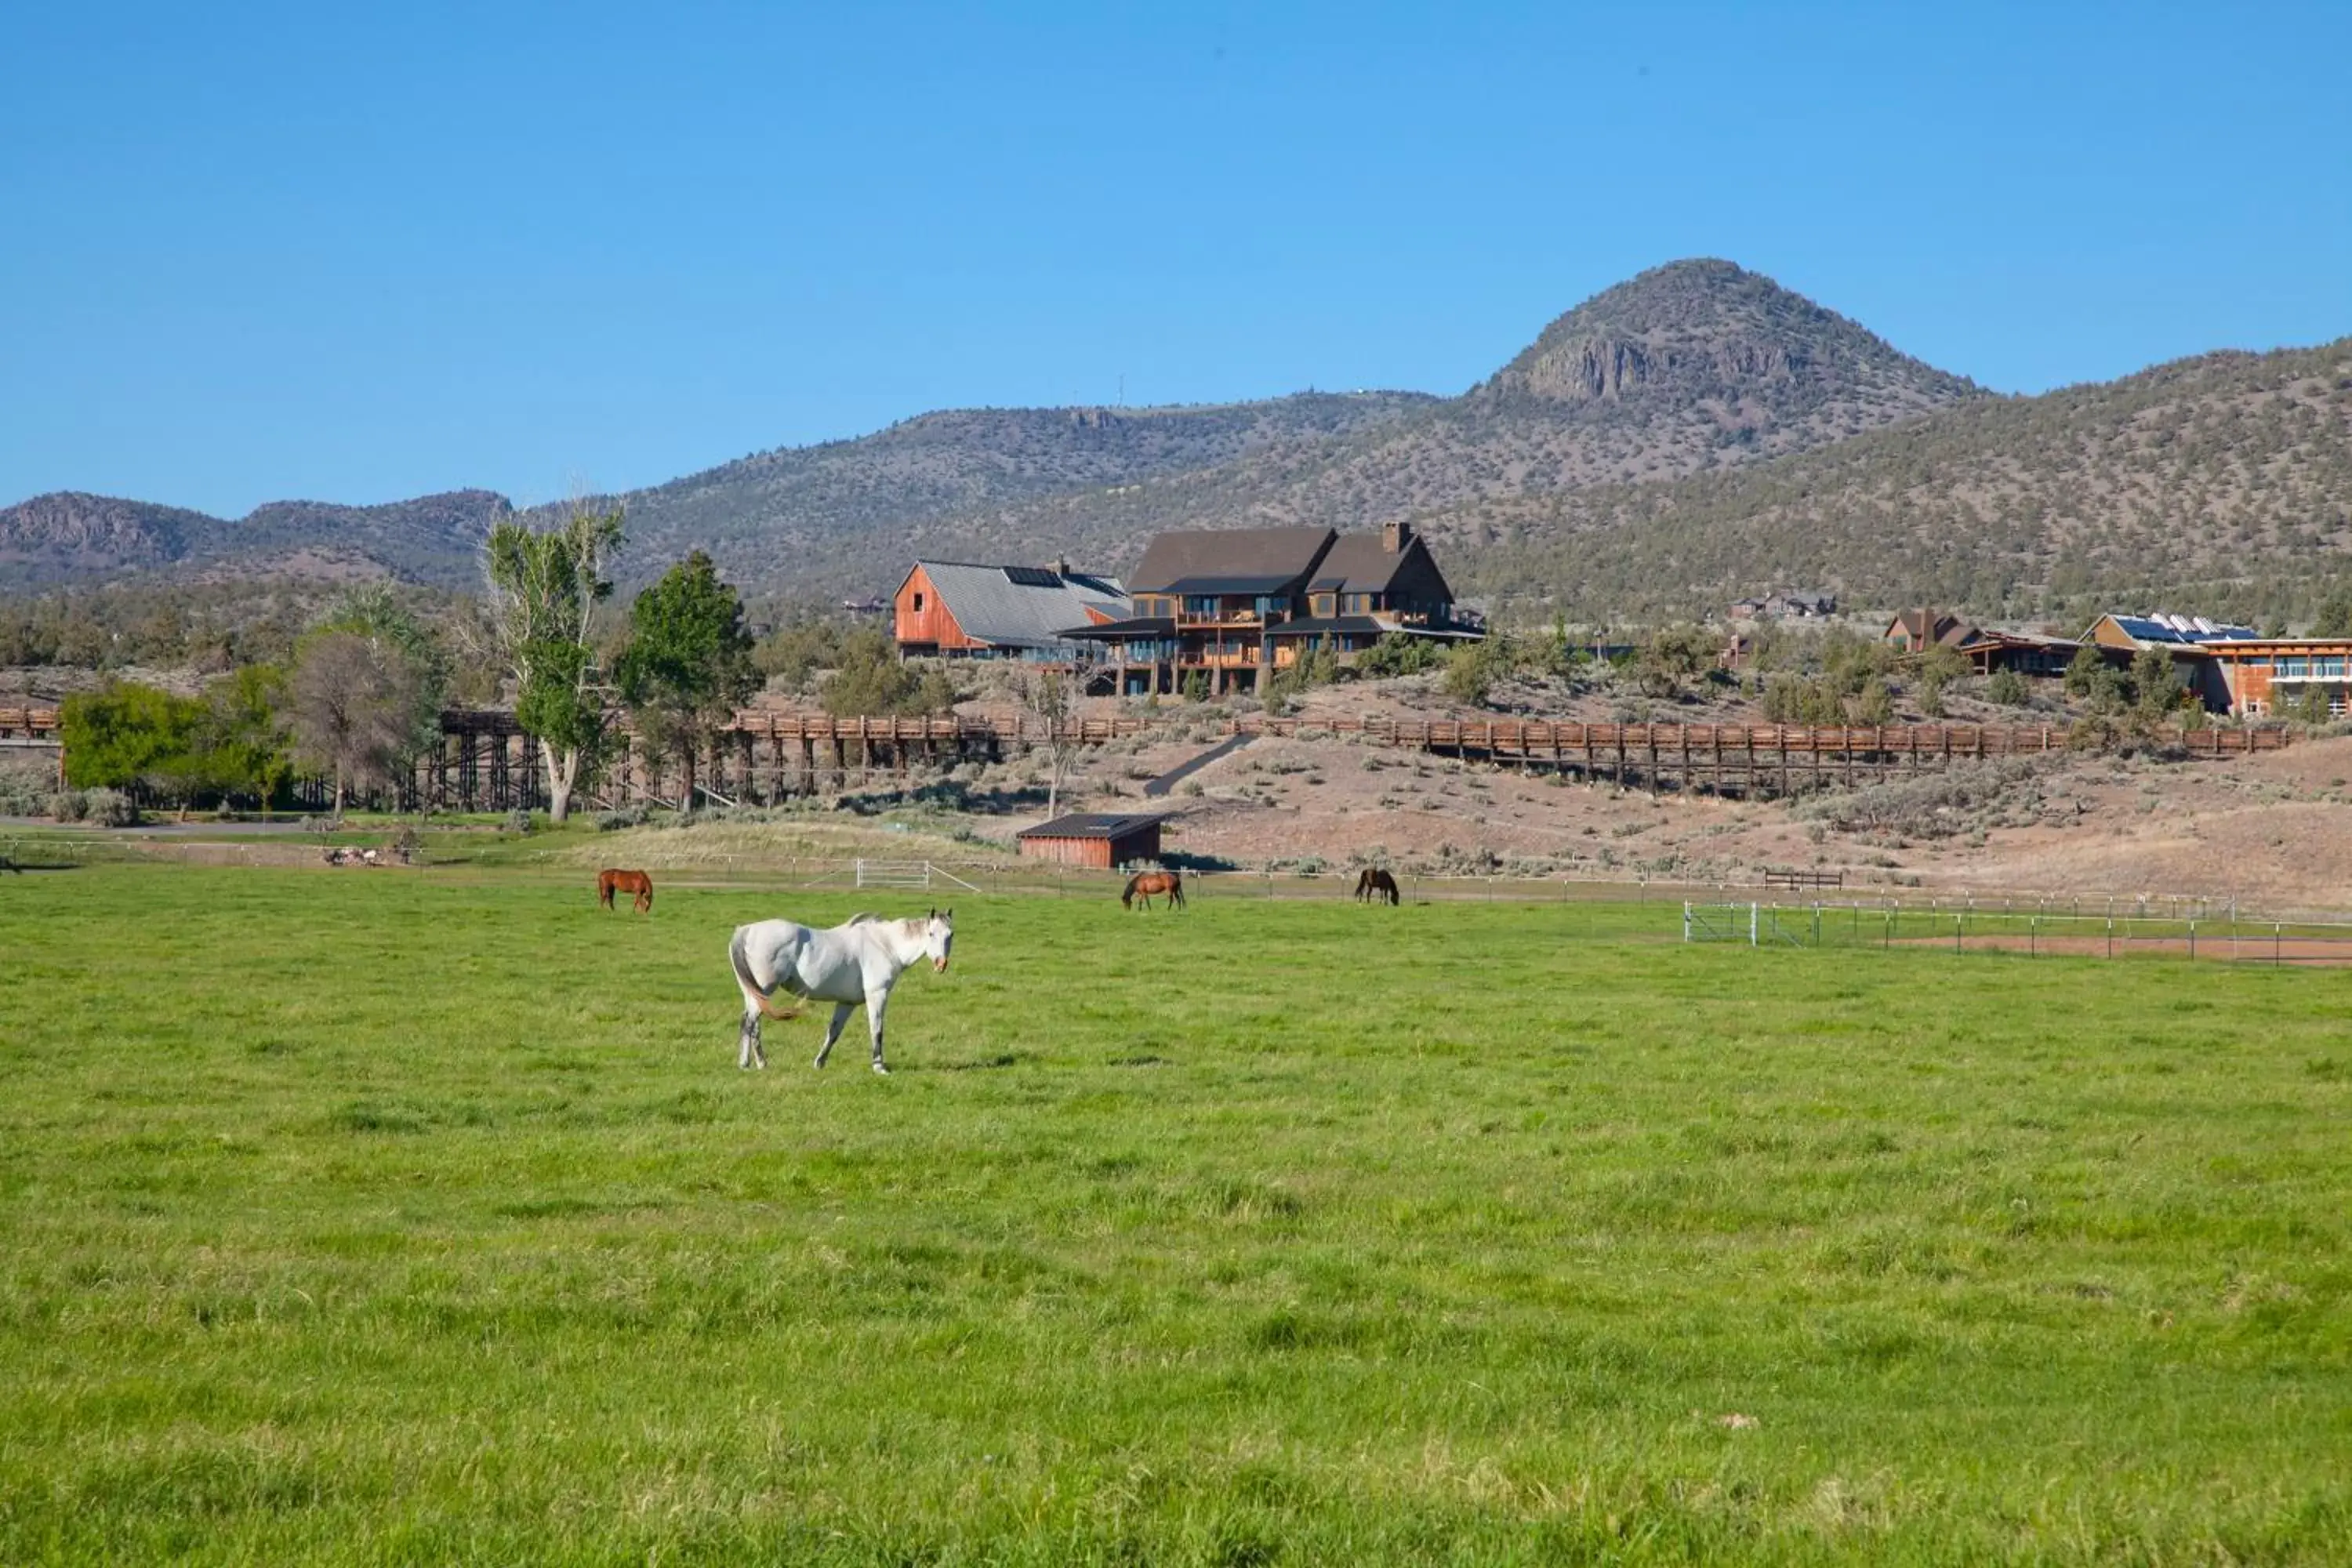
[5,2,2348,517]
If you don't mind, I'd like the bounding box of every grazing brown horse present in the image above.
[598,868,654,913]
[1353,867,1399,905]
[1121,869,1185,911]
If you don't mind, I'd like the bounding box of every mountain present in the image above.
[873,260,1987,588]
[3,260,1980,600]
[1451,338,2352,625]
[0,490,512,590]
[10,259,2347,626]
[561,392,1436,591]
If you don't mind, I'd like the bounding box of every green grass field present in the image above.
[1,866,2346,1564]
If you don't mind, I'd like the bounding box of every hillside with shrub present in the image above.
[1450,339,2352,626]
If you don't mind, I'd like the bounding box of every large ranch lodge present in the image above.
[890,532,2348,719]
[891,521,1481,693]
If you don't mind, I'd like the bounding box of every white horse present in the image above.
[727,909,953,1074]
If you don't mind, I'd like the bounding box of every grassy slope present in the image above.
[0,868,2346,1564]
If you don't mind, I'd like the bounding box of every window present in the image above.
[913,591,924,612]
[1254,595,1284,618]
[1185,595,1220,618]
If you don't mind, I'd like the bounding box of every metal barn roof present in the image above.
[910,561,1128,651]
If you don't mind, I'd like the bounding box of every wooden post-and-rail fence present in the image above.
[0,703,2293,815]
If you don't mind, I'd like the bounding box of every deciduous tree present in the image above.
[484,503,623,822]
[289,632,425,814]
[614,552,757,808]
[60,682,205,812]
[198,664,292,809]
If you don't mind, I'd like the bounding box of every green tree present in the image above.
[820,630,956,717]
[755,618,848,693]
[1264,647,1339,713]
[59,682,205,813]
[1353,632,1446,680]
[1914,642,1969,718]
[198,664,292,809]
[1985,668,2030,707]
[485,503,624,822]
[2312,586,2352,638]
[2129,647,2187,724]
[1635,624,1715,699]
[613,552,757,808]
[2064,647,2126,712]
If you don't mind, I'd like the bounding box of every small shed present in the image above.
[1015,811,1165,869]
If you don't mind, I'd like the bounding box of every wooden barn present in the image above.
[1014,811,1166,869]
[893,560,1127,660]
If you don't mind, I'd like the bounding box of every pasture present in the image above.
[0,866,2346,1565]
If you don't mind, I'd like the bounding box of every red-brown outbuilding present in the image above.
[1014,811,1166,869]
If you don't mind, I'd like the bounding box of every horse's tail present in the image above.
[1170,873,1185,909]
[598,870,615,907]
[730,928,804,1021]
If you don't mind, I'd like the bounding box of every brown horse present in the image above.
[1121,869,1185,911]
[1354,867,1399,905]
[598,868,654,913]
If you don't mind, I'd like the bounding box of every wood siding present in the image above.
[892,564,988,652]
[1016,825,1160,869]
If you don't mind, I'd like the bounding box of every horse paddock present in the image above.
[1900,931,2352,964]
[1,864,2345,1564]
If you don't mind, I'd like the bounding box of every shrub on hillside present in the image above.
[1352,633,1448,680]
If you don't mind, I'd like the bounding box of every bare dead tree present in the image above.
[1015,666,1075,819]
[288,632,424,815]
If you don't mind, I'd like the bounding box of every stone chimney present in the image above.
[1382,521,1413,554]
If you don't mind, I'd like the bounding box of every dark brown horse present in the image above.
[598,868,654,913]
[1354,867,1399,905]
[1121,869,1185,911]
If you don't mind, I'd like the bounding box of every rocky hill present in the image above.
[1451,338,2352,626]
[566,392,1436,592]
[0,489,512,590]
[857,260,1989,587]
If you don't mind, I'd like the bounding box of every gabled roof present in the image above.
[1127,527,1336,596]
[1015,811,1167,840]
[1311,532,1451,597]
[906,561,1128,650]
[1887,608,1977,648]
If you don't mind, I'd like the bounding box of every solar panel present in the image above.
[1001,565,1061,588]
